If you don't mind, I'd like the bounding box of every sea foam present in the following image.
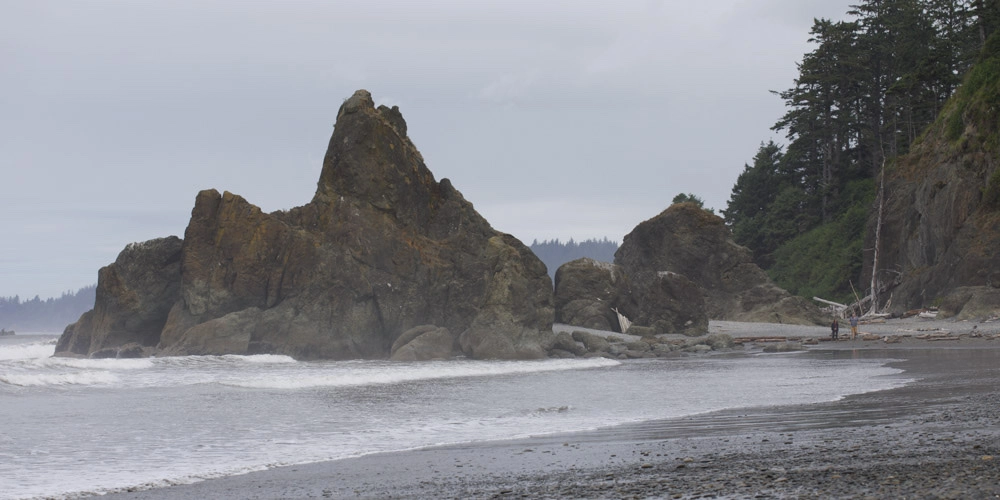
[0,341,56,361]
[0,370,120,387]
[221,357,621,389]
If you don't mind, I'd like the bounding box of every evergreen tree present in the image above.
[726,0,994,299]
[724,141,797,266]
[0,285,96,332]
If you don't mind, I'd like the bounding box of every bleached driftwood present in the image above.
[612,307,632,334]
[813,297,847,308]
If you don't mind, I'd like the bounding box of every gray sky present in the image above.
[1,0,854,299]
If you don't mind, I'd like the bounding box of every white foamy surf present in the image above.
[0,334,911,500]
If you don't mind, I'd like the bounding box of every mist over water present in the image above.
[0,334,910,500]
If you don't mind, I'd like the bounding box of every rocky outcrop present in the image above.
[553,257,707,335]
[554,258,627,332]
[546,329,736,359]
[390,325,456,361]
[874,37,1000,318]
[937,287,1000,321]
[57,89,554,360]
[553,203,822,333]
[55,237,182,356]
[615,203,824,325]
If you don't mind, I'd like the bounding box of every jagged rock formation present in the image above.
[875,37,1000,319]
[57,90,554,360]
[615,203,824,325]
[553,258,706,335]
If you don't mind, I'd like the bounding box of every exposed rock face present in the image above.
[938,287,1000,321]
[877,140,1000,315]
[552,203,821,332]
[615,203,824,325]
[390,325,456,361]
[55,237,182,356]
[57,90,554,360]
[875,41,1000,318]
[554,258,627,332]
[553,257,706,335]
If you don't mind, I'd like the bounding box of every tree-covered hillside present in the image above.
[530,238,619,280]
[724,0,999,304]
[0,285,96,332]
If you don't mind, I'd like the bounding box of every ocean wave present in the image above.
[152,353,299,368]
[26,357,155,371]
[0,370,120,387]
[220,354,298,364]
[0,341,56,361]
[221,357,620,389]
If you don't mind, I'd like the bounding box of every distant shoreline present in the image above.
[99,319,1000,499]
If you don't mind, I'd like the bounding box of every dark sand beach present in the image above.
[101,320,1000,499]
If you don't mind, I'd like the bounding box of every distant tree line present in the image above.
[723,0,998,303]
[0,285,96,332]
[530,238,619,279]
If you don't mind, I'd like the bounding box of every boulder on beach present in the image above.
[56,89,554,361]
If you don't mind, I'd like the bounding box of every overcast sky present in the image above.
[1,0,855,299]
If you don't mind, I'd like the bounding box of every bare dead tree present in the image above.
[869,153,887,317]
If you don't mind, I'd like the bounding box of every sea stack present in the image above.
[553,202,825,334]
[57,90,555,360]
[615,203,824,325]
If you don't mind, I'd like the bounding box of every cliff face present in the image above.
[58,90,554,360]
[876,37,1000,317]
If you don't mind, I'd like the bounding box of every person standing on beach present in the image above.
[849,313,859,340]
[831,318,840,340]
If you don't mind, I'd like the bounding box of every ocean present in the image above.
[0,333,910,500]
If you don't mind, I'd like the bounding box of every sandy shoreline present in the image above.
[99,319,1000,499]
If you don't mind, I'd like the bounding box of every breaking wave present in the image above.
[221,358,621,389]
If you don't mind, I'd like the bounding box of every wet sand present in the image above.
[101,319,1000,499]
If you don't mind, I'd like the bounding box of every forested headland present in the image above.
[0,285,96,332]
[722,0,999,304]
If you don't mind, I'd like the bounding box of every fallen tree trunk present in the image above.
[813,297,847,308]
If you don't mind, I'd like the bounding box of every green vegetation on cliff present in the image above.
[940,30,1000,210]
[943,29,1000,147]
[724,0,998,302]
[768,180,874,303]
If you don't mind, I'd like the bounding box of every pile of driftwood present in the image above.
[813,295,939,321]
[901,308,939,319]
